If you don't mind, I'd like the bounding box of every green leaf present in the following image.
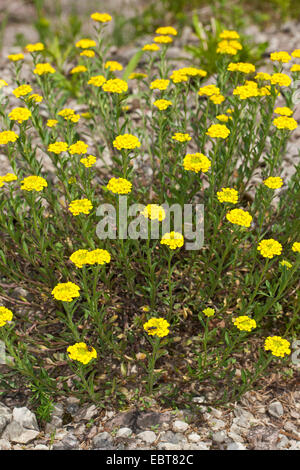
[122,50,143,81]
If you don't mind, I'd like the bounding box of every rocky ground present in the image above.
[0,389,300,450]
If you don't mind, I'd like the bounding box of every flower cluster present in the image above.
[33,63,56,75]
[0,131,19,145]
[20,175,48,192]
[113,134,141,151]
[102,78,128,93]
[70,249,111,268]
[183,153,211,173]
[227,62,255,74]
[0,306,13,327]
[217,188,238,204]
[69,140,88,155]
[172,133,191,142]
[90,12,112,23]
[233,316,257,332]
[13,84,32,98]
[143,318,170,337]
[203,308,215,317]
[273,116,297,131]
[67,342,97,364]
[226,209,252,228]
[264,336,291,357]
[150,79,170,91]
[80,155,96,168]
[51,282,80,302]
[160,232,184,250]
[8,107,32,123]
[263,177,283,189]
[68,199,93,216]
[153,99,172,110]
[257,239,282,258]
[206,124,230,139]
[142,204,166,221]
[107,177,132,194]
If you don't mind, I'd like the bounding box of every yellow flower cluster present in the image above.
[143,44,160,52]
[48,141,68,154]
[88,75,106,87]
[27,94,43,103]
[154,36,173,44]
[217,187,238,204]
[0,306,13,327]
[51,282,80,302]
[257,239,282,258]
[0,130,19,145]
[67,342,97,364]
[226,208,252,227]
[203,308,215,317]
[206,124,230,139]
[150,79,170,91]
[143,318,170,337]
[183,153,211,173]
[8,107,32,123]
[90,12,112,23]
[68,199,93,216]
[216,114,231,122]
[113,134,141,151]
[0,79,8,89]
[270,51,291,63]
[255,72,271,81]
[170,67,207,83]
[264,336,291,357]
[75,39,96,49]
[274,107,293,116]
[233,316,256,332]
[105,61,123,71]
[58,108,80,122]
[0,173,17,188]
[292,242,300,253]
[70,65,87,74]
[227,62,255,73]
[107,177,132,194]
[33,63,56,75]
[172,133,191,142]
[155,26,177,36]
[13,84,32,98]
[233,81,260,99]
[80,50,95,58]
[160,231,184,250]
[273,116,297,130]
[280,260,292,269]
[217,39,242,55]
[153,99,172,110]
[219,30,240,40]
[270,73,291,87]
[142,204,166,221]
[102,78,128,93]
[70,249,111,268]
[291,64,300,72]
[20,175,48,192]
[25,42,44,52]
[198,84,220,97]
[80,155,96,168]
[8,53,24,61]
[263,176,283,189]
[69,140,88,155]
[47,119,58,128]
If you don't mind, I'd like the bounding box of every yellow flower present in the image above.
[70,250,90,268]
[183,153,211,173]
[142,44,160,52]
[80,49,95,58]
[80,155,96,168]
[273,116,297,130]
[143,318,170,337]
[263,176,283,189]
[255,72,271,81]
[47,119,58,128]
[0,130,19,145]
[51,282,81,302]
[68,199,93,216]
[292,242,300,253]
[217,187,238,204]
[70,65,87,74]
[87,249,111,265]
[1,173,17,182]
[216,114,230,122]
[48,141,68,154]
[270,73,291,87]
[8,107,32,123]
[107,177,132,194]
[160,231,184,250]
[227,62,255,73]
[206,124,230,139]
[154,35,173,44]
[274,107,293,116]
[88,75,106,87]
[290,64,300,72]
[67,342,97,364]
[13,84,32,98]
[20,175,47,191]
[69,140,88,155]
[105,61,123,71]
[75,38,96,49]
[292,49,300,58]
[264,336,291,357]
[233,81,259,99]
[169,70,188,83]
[226,208,252,227]
[217,40,241,55]
[90,12,112,23]
[27,94,43,103]
[33,63,56,75]
[0,306,13,327]
[171,133,191,142]
[8,53,24,61]
[270,51,291,63]
[219,30,240,40]
[153,99,172,110]
[257,239,282,258]
[102,78,128,93]
[198,84,220,97]
[203,307,215,317]
[129,72,148,80]
[233,316,256,332]
[155,26,177,36]
[150,79,170,91]
[113,134,141,151]
[280,260,292,269]
[0,79,8,89]
[142,204,166,221]
[25,42,44,52]
[210,94,225,104]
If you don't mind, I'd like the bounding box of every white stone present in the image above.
[227,442,247,450]
[0,438,11,450]
[172,420,189,433]
[136,430,156,444]
[212,431,227,443]
[187,432,201,443]
[158,442,179,450]
[268,401,284,418]
[34,444,49,450]
[11,429,40,444]
[207,418,226,431]
[12,407,39,431]
[116,427,133,438]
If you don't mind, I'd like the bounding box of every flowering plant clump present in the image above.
[0,15,298,409]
